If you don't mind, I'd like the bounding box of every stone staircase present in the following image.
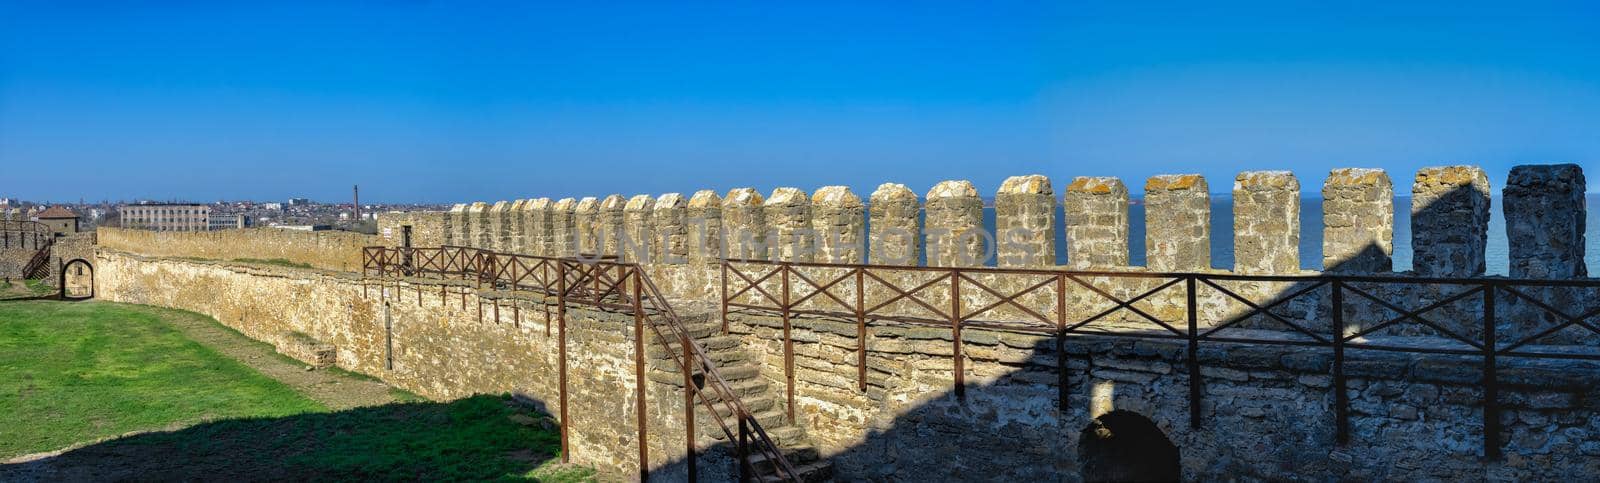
[647,313,833,482]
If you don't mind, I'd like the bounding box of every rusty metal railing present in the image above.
[362,245,800,482]
[720,258,1600,461]
[20,236,54,279]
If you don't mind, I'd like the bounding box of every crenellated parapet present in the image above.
[812,186,864,264]
[765,188,813,263]
[868,183,920,266]
[523,198,553,255]
[1232,171,1300,274]
[1322,169,1393,273]
[1064,176,1129,269]
[573,197,600,256]
[418,163,1586,286]
[686,190,723,265]
[996,175,1054,267]
[490,200,514,251]
[447,203,468,246]
[652,193,689,264]
[1505,164,1586,279]
[469,201,492,249]
[722,188,767,261]
[550,198,578,257]
[1411,166,1491,277]
[1144,174,1209,272]
[598,194,627,258]
[623,195,654,262]
[924,180,983,267]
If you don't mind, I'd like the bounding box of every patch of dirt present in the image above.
[1,303,411,480]
[128,304,403,410]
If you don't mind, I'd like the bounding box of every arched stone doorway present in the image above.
[60,258,93,300]
[1078,410,1181,482]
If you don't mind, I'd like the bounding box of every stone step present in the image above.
[757,459,834,483]
[645,334,742,359]
[696,394,776,420]
[697,377,770,401]
[698,419,803,446]
[647,360,760,383]
[747,446,825,478]
[679,320,723,339]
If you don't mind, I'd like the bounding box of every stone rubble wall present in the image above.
[728,310,1600,481]
[144,162,1598,479]
[93,251,732,481]
[97,226,375,272]
[94,250,1600,481]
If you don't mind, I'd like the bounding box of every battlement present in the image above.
[395,164,1587,280]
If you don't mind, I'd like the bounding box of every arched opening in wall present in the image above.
[1077,410,1180,482]
[60,258,94,300]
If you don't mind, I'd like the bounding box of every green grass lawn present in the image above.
[0,301,591,481]
[0,301,324,457]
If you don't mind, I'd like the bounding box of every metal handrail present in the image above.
[362,245,800,482]
[720,257,1600,462]
[21,236,54,279]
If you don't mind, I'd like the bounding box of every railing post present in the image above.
[738,416,750,483]
[1056,274,1068,412]
[856,268,867,392]
[1331,279,1348,445]
[721,262,730,335]
[952,269,964,400]
[683,331,698,482]
[633,268,649,481]
[1483,282,1500,461]
[1186,274,1201,429]
[782,264,795,423]
[557,260,570,463]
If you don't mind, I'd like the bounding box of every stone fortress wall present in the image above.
[97,226,376,272]
[94,163,1600,480]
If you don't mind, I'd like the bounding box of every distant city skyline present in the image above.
[3,2,1598,203]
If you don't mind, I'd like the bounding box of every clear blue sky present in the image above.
[2,1,1597,204]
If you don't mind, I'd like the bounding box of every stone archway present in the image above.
[60,258,93,300]
[1078,410,1181,482]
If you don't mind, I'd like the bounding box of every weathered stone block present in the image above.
[572,197,600,256]
[1411,166,1490,277]
[995,174,1055,267]
[652,193,688,264]
[722,188,767,261]
[1233,171,1300,274]
[812,186,864,264]
[490,200,513,251]
[524,198,553,256]
[925,180,984,267]
[599,194,627,258]
[275,331,335,368]
[1322,168,1393,273]
[764,187,813,263]
[448,203,468,246]
[1064,176,1129,269]
[868,183,920,266]
[623,194,654,262]
[1144,174,1210,272]
[686,190,723,264]
[1505,164,1586,279]
[506,199,527,253]
[469,201,493,249]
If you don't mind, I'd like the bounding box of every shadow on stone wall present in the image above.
[652,180,1600,481]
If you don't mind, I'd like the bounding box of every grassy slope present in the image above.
[0,301,591,481]
[0,301,324,457]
